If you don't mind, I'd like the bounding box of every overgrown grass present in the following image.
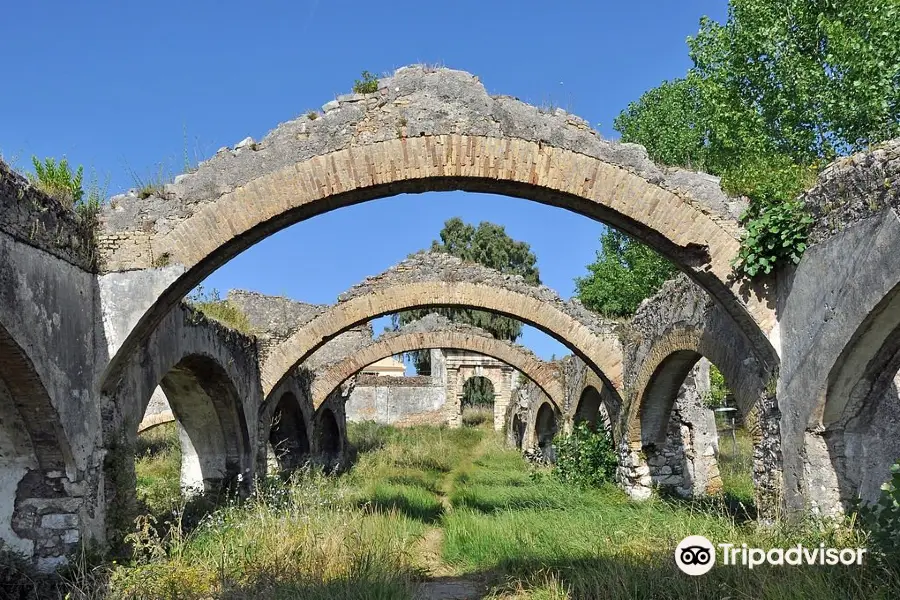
[187,286,255,335]
[134,423,182,516]
[11,423,899,599]
[461,405,493,427]
[718,426,755,506]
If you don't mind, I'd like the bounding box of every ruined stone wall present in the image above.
[780,141,900,516]
[618,361,721,500]
[0,160,96,271]
[804,139,900,244]
[619,274,776,508]
[345,376,447,427]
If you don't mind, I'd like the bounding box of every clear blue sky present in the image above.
[0,0,727,363]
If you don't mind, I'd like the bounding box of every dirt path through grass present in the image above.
[414,429,491,599]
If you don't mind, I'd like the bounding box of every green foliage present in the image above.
[28,156,83,206]
[574,229,676,317]
[614,0,900,278]
[187,285,254,335]
[461,376,495,408]
[702,364,730,409]
[27,156,106,225]
[553,422,618,488]
[352,70,379,94]
[860,461,900,560]
[394,217,541,374]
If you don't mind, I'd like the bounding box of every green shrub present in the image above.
[553,422,618,488]
[28,156,83,206]
[860,461,900,560]
[352,71,379,94]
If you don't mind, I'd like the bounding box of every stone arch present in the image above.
[0,322,79,565]
[620,275,775,507]
[158,354,250,492]
[260,253,623,405]
[534,402,559,460]
[308,326,564,411]
[574,385,611,433]
[268,391,311,472]
[809,278,900,511]
[101,303,259,540]
[97,66,776,402]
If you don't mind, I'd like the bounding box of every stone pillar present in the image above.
[444,366,462,428]
[493,366,514,432]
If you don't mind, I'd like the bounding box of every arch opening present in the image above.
[574,385,611,434]
[316,408,342,465]
[460,375,495,428]
[814,281,900,513]
[130,355,251,527]
[0,323,77,566]
[268,392,311,472]
[632,354,756,510]
[534,402,559,462]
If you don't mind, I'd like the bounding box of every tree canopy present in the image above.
[393,217,541,373]
[614,0,900,277]
[574,229,676,318]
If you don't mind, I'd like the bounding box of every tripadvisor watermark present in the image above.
[675,535,867,576]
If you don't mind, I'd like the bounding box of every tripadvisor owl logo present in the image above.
[675,535,716,575]
[675,535,868,575]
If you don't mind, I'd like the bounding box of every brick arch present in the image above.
[260,279,623,403]
[98,66,776,398]
[624,327,768,447]
[308,330,564,410]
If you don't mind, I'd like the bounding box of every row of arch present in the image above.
[4,67,898,567]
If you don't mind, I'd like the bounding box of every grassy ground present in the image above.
[134,423,183,516]
[22,423,900,599]
[717,426,755,506]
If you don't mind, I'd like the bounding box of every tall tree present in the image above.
[614,0,900,277]
[574,229,677,318]
[393,217,540,374]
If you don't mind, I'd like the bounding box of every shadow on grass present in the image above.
[659,490,758,524]
[357,490,445,524]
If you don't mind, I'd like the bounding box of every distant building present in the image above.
[360,355,406,377]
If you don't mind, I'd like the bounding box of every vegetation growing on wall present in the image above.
[27,156,105,222]
[187,286,255,335]
[615,0,900,278]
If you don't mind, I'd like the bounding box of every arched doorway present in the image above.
[461,375,495,427]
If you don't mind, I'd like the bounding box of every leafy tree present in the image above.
[393,217,541,374]
[574,229,676,318]
[462,376,495,408]
[614,0,900,277]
